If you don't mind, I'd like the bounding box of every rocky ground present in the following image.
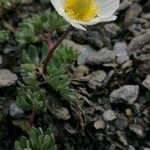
[0,0,150,150]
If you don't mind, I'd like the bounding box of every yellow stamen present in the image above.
[64,0,99,21]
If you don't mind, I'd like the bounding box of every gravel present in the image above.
[85,48,116,65]
[9,103,24,119]
[0,69,18,87]
[129,124,145,138]
[114,42,129,64]
[110,85,139,104]
[142,74,150,91]
[102,110,117,122]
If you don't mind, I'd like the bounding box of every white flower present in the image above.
[50,0,120,30]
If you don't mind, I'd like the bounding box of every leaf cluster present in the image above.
[16,9,69,46]
[45,45,78,101]
[0,29,9,43]
[15,127,57,150]
[17,43,77,112]
[16,45,46,112]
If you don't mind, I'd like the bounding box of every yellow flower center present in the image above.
[64,0,99,22]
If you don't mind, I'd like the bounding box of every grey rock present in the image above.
[110,85,139,104]
[128,31,150,55]
[133,103,141,115]
[118,0,133,11]
[144,148,150,150]
[0,55,2,65]
[86,48,116,65]
[3,45,17,54]
[102,70,115,88]
[49,103,71,121]
[129,124,145,138]
[9,103,24,119]
[128,145,136,150]
[73,65,89,78]
[102,110,117,122]
[87,31,104,49]
[142,74,150,91]
[79,70,106,90]
[115,115,128,130]
[121,60,133,70]
[142,13,150,20]
[88,70,107,89]
[117,131,128,146]
[124,3,142,25]
[94,118,105,130]
[104,23,121,38]
[77,45,95,65]
[114,42,129,64]
[0,69,18,87]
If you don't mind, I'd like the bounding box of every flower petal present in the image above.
[70,22,87,30]
[51,0,65,16]
[56,10,86,30]
[97,0,120,18]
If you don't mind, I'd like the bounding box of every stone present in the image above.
[3,44,18,54]
[117,131,128,146]
[133,103,141,115]
[144,148,150,150]
[142,13,150,20]
[0,55,2,65]
[127,31,150,56]
[9,103,24,119]
[88,70,107,89]
[110,85,139,104]
[0,69,18,87]
[73,65,89,78]
[94,119,105,130]
[102,110,117,122]
[142,74,150,91]
[115,115,128,130]
[103,23,121,38]
[128,145,136,150]
[85,48,116,65]
[124,3,142,25]
[87,31,104,49]
[49,103,71,121]
[77,45,95,65]
[79,70,107,89]
[118,0,133,11]
[125,108,133,117]
[129,124,145,138]
[114,42,129,64]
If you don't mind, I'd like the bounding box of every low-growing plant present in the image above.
[45,45,78,101]
[16,45,45,112]
[16,9,69,46]
[14,127,57,150]
[17,43,77,112]
[0,29,9,43]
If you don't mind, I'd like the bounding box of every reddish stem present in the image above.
[42,25,73,74]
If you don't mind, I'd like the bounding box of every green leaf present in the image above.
[27,45,39,65]
[42,42,49,61]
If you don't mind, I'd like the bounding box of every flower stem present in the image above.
[43,25,73,74]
